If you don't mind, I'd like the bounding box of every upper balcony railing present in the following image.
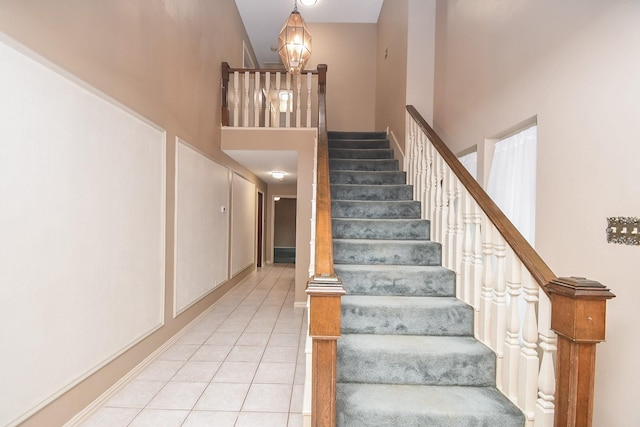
[221,62,319,128]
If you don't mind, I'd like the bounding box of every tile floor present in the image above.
[81,264,306,427]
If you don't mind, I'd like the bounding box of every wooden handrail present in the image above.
[406,105,555,295]
[406,105,614,427]
[307,64,344,427]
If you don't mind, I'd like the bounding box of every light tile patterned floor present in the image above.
[81,264,306,427]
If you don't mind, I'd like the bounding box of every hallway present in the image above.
[80,264,306,427]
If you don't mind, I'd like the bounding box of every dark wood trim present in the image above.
[308,64,343,427]
[406,105,555,295]
[221,62,230,127]
[314,64,333,277]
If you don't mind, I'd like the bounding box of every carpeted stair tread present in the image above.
[332,218,430,240]
[333,264,454,296]
[336,383,525,427]
[332,200,421,219]
[341,295,473,336]
[329,148,394,159]
[330,170,406,185]
[338,334,496,386]
[330,158,399,171]
[329,139,390,150]
[331,184,413,201]
[334,239,441,266]
[329,131,387,140]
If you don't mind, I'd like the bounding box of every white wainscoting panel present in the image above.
[0,37,166,426]
[174,140,230,315]
[231,173,256,276]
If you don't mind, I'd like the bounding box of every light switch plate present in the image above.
[606,217,640,246]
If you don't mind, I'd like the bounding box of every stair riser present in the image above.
[332,219,429,240]
[329,139,390,150]
[329,131,387,140]
[329,148,393,159]
[331,185,413,201]
[330,159,398,171]
[334,240,441,266]
[332,201,421,219]
[330,171,406,185]
[341,303,473,336]
[337,346,496,386]
[336,384,525,427]
[334,266,454,297]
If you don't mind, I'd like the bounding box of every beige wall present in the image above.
[376,0,409,150]
[222,128,317,304]
[307,23,377,132]
[432,1,640,424]
[0,1,266,425]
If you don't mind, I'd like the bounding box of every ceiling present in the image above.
[226,150,299,185]
[227,0,383,187]
[235,0,384,67]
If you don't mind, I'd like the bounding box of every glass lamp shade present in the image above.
[278,11,312,75]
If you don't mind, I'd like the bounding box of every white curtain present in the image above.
[459,151,478,181]
[487,126,537,246]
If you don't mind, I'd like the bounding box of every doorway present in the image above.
[273,197,296,263]
[257,191,264,267]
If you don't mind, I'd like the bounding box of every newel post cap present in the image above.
[547,277,615,343]
[306,275,345,338]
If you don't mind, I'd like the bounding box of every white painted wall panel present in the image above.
[174,140,230,315]
[231,173,255,275]
[0,38,165,426]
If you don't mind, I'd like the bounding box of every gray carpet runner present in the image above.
[328,131,524,427]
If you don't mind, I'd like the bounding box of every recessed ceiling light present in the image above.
[299,0,317,6]
[274,196,281,201]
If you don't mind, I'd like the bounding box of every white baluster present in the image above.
[421,132,430,220]
[461,191,473,303]
[479,218,494,345]
[306,72,312,127]
[441,165,450,268]
[453,181,465,294]
[415,131,424,203]
[295,74,302,128]
[233,71,239,127]
[264,72,271,127]
[519,273,540,423]
[434,156,444,244]
[425,141,434,223]
[275,72,281,128]
[535,291,556,427]
[446,168,457,272]
[492,233,507,390]
[253,71,262,127]
[471,202,483,337]
[243,72,250,126]
[285,73,291,128]
[503,251,522,402]
[405,122,413,186]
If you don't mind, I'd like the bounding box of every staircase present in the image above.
[329,131,524,427]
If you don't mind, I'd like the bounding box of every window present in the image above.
[487,125,537,245]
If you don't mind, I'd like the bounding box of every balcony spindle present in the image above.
[243,71,250,126]
[264,72,271,127]
[285,73,291,128]
[306,72,312,127]
[233,71,239,126]
[296,74,302,127]
[275,72,281,128]
[479,218,494,344]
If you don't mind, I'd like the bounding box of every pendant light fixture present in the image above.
[278,0,312,75]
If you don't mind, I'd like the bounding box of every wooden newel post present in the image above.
[548,277,615,427]
[306,276,345,427]
[221,62,230,126]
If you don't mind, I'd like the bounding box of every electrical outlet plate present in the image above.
[606,217,640,246]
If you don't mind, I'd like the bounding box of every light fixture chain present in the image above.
[294,0,298,12]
